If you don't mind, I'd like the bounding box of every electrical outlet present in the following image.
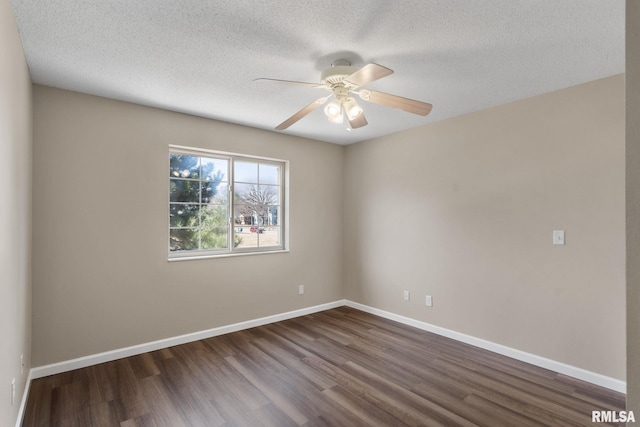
[403,290,410,301]
[553,230,565,245]
[11,378,15,406]
[298,284,304,295]
[425,295,433,307]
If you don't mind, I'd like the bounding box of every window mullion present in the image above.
[198,157,203,250]
[228,161,234,252]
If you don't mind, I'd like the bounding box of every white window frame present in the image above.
[168,145,288,260]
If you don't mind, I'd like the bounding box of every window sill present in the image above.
[168,249,289,262]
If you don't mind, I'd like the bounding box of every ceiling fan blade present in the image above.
[343,63,393,88]
[348,111,368,129]
[358,89,432,116]
[254,78,323,88]
[275,96,329,130]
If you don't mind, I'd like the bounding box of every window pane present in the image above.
[234,204,254,225]
[201,157,228,182]
[234,161,258,183]
[234,227,258,249]
[259,164,280,185]
[234,183,254,204]
[170,204,200,227]
[232,231,244,248]
[201,205,228,228]
[170,179,200,203]
[256,212,269,227]
[170,228,199,251]
[256,210,276,227]
[201,228,228,249]
[202,182,228,204]
[170,154,200,179]
[235,184,278,211]
[259,184,279,205]
[262,206,280,226]
[258,227,280,247]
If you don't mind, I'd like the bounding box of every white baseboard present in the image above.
[27,298,625,397]
[14,369,33,427]
[344,300,626,394]
[30,300,346,380]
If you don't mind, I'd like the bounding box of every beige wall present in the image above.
[31,86,344,366]
[0,0,32,425]
[344,75,625,380]
[627,0,640,415]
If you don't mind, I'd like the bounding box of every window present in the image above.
[169,146,286,259]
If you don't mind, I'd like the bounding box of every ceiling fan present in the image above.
[255,59,433,131]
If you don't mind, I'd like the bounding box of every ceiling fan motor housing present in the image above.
[321,63,356,87]
[321,61,357,103]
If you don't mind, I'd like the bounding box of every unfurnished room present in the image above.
[3,1,640,426]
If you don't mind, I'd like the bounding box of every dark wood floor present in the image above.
[22,307,625,426]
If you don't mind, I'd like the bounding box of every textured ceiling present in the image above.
[11,0,625,145]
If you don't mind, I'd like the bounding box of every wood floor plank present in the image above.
[342,360,478,427]
[322,384,413,426]
[87,363,113,406]
[431,357,592,426]
[22,376,53,427]
[119,413,158,427]
[89,400,121,426]
[138,375,187,427]
[225,354,309,425]
[411,381,543,427]
[250,335,337,391]
[461,393,548,427]
[128,351,161,380]
[21,307,626,427]
[251,403,299,427]
[153,356,225,427]
[111,359,151,422]
[437,352,604,416]
[303,355,453,427]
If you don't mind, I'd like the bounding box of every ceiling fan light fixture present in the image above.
[328,114,344,124]
[344,97,363,120]
[324,102,343,123]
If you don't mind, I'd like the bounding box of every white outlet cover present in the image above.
[553,230,565,245]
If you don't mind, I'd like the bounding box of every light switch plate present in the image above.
[553,230,565,245]
[425,295,433,307]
